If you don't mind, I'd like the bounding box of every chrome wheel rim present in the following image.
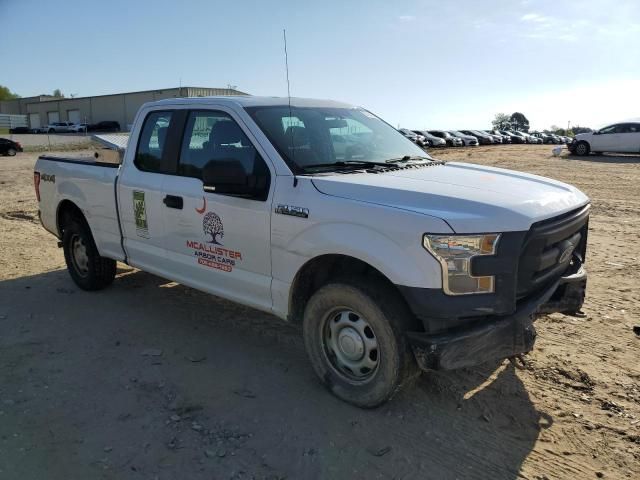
[71,234,89,277]
[576,143,587,155]
[322,309,379,381]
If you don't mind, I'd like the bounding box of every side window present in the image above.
[134,111,173,172]
[599,125,616,134]
[178,111,270,200]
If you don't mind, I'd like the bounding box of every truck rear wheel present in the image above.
[303,281,419,408]
[62,218,116,291]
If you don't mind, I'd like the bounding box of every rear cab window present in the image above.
[134,111,174,173]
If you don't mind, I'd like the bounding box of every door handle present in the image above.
[163,194,183,209]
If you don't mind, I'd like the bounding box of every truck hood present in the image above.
[311,161,590,233]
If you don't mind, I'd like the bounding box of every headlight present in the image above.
[423,234,500,295]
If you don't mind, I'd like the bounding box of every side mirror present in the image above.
[593,131,600,135]
[202,159,252,195]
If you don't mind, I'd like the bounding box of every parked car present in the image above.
[448,130,479,146]
[460,130,494,145]
[530,132,556,144]
[485,130,511,144]
[9,126,30,134]
[69,123,89,133]
[0,138,23,156]
[398,128,427,148]
[427,130,463,147]
[44,122,75,133]
[569,122,640,156]
[515,131,541,144]
[88,121,121,132]
[412,130,447,147]
[34,96,590,408]
[498,131,525,144]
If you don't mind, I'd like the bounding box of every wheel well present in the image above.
[288,254,416,327]
[56,200,86,237]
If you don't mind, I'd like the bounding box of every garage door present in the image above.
[47,111,60,124]
[67,109,80,124]
[29,113,41,129]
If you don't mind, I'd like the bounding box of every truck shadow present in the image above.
[0,267,549,479]
[568,153,640,164]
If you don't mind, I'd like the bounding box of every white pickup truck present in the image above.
[34,96,590,407]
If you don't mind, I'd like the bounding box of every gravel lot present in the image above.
[3,133,93,150]
[0,146,638,479]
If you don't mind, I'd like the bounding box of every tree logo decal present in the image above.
[203,211,224,245]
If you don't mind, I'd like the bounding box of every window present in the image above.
[178,110,270,200]
[134,111,173,172]
[619,123,640,133]
[599,125,617,134]
[246,106,430,173]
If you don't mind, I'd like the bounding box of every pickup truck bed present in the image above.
[37,155,125,262]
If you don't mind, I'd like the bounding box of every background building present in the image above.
[0,87,248,131]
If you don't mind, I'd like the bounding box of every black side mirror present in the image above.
[202,159,252,195]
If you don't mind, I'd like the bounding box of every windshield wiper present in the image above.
[300,160,390,172]
[385,155,432,163]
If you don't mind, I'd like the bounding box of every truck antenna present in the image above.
[283,28,298,187]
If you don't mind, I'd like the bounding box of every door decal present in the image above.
[133,191,150,238]
[186,202,243,272]
[195,196,207,214]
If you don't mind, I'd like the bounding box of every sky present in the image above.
[1,0,639,131]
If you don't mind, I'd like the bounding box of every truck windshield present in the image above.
[245,106,431,173]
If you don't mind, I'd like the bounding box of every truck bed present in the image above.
[35,155,125,262]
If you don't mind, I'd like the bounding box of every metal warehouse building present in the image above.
[0,86,248,131]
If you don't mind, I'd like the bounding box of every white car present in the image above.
[46,122,75,133]
[69,123,89,133]
[33,96,590,407]
[570,122,640,155]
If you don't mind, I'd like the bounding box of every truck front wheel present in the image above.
[62,218,116,290]
[303,281,419,407]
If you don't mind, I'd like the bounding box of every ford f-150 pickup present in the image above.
[34,96,589,407]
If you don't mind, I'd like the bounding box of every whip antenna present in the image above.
[283,29,298,187]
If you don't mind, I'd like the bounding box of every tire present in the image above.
[62,218,116,291]
[303,280,419,408]
[7,148,16,156]
[574,141,590,156]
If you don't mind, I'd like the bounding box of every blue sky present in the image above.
[2,0,639,130]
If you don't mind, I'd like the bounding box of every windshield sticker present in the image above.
[187,197,242,272]
[133,191,149,238]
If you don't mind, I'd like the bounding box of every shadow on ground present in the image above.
[567,152,640,164]
[0,268,551,479]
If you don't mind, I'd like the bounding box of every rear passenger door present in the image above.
[618,123,640,153]
[161,108,274,312]
[118,110,176,275]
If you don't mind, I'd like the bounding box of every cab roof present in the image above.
[147,96,354,109]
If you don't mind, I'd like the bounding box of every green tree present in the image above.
[492,113,511,130]
[0,85,20,101]
[52,89,64,98]
[510,112,530,132]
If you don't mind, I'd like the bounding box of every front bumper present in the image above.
[405,266,586,371]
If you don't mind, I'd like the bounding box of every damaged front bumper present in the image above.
[406,266,587,371]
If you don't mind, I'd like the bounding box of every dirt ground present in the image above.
[0,146,638,479]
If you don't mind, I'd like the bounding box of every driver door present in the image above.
[160,108,274,312]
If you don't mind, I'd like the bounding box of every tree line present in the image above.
[492,112,592,136]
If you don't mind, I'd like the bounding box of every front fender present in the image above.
[274,221,444,290]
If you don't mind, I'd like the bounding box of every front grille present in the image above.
[516,205,589,300]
